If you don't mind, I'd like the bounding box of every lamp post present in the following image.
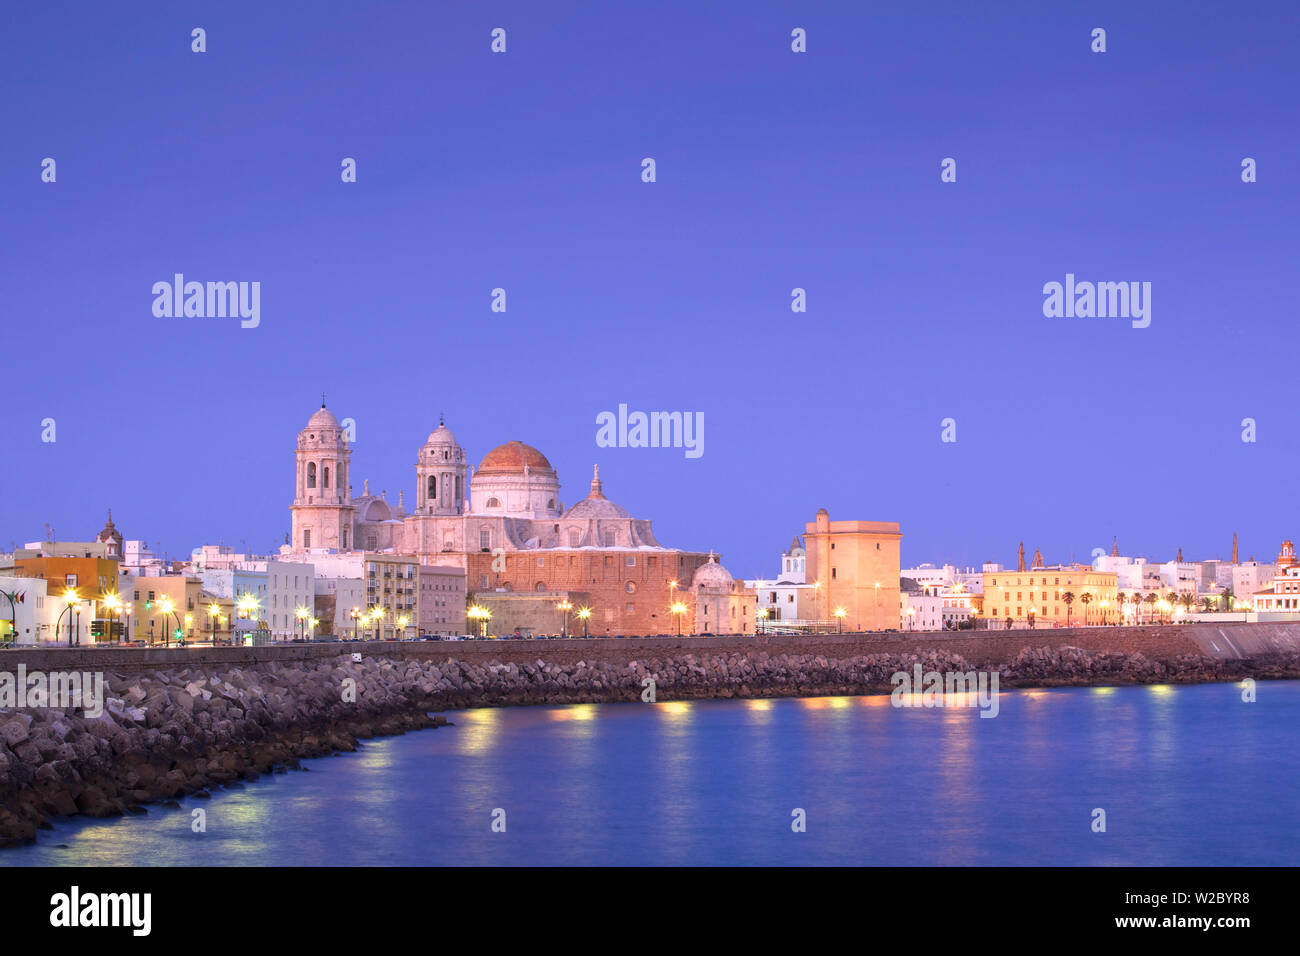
[296,605,310,641]
[834,606,846,634]
[58,588,80,646]
[556,599,573,639]
[370,606,385,640]
[208,602,220,644]
[577,606,591,638]
[396,614,409,640]
[101,592,122,644]
[349,606,362,640]
[158,596,176,647]
[0,589,18,645]
[183,613,193,645]
[671,601,687,637]
[756,606,769,634]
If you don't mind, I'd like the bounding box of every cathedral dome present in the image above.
[477,441,555,476]
[692,552,734,590]
[307,405,339,430]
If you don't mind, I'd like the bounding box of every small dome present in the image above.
[692,551,734,590]
[563,464,629,520]
[307,405,339,429]
[564,496,630,521]
[477,441,555,476]
[425,424,458,446]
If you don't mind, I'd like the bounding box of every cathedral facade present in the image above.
[288,404,755,636]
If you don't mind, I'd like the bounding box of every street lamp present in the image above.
[208,602,221,644]
[58,587,80,646]
[102,592,122,644]
[671,601,688,637]
[236,593,260,645]
[756,606,769,633]
[396,614,409,639]
[577,606,592,638]
[157,596,176,646]
[349,605,362,640]
[556,598,573,638]
[369,605,385,640]
[183,613,193,644]
[467,605,490,638]
[296,605,310,641]
[834,606,846,633]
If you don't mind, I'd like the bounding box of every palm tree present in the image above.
[1062,591,1075,626]
[1079,592,1093,624]
[1144,592,1158,623]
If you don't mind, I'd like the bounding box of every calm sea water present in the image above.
[4,681,1298,866]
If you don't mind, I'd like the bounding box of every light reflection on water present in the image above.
[3,681,1298,866]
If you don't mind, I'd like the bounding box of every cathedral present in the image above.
[288,403,755,636]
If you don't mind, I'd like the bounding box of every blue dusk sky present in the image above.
[1,1,1296,578]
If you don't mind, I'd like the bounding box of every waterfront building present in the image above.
[1233,561,1276,605]
[0,574,51,645]
[900,579,943,630]
[983,562,1120,626]
[803,509,903,632]
[744,536,819,629]
[418,564,467,636]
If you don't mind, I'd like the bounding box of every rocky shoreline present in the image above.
[4,646,1298,846]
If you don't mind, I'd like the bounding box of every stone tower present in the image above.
[290,403,354,551]
[415,416,467,516]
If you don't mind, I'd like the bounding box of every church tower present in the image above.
[415,417,467,515]
[290,402,354,551]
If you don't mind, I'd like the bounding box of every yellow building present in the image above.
[983,565,1120,626]
[803,509,902,631]
[119,573,204,643]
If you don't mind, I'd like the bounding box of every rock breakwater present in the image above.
[3,646,1297,846]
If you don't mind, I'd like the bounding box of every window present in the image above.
[65,574,78,587]
[428,476,436,500]
[625,582,636,594]
[323,466,330,489]
[832,568,837,579]
[486,497,500,509]
[626,556,635,567]
[304,530,311,549]
[307,462,316,488]
[479,528,491,551]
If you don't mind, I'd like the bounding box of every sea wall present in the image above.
[4,641,1300,846]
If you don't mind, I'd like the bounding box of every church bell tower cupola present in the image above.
[415,416,467,516]
[290,402,355,552]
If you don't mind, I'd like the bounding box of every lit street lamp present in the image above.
[577,606,592,638]
[296,605,310,641]
[58,587,80,646]
[556,598,573,639]
[834,606,846,634]
[671,601,688,637]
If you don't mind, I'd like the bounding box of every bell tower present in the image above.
[290,402,355,551]
[415,416,467,516]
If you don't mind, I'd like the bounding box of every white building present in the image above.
[744,536,818,628]
[0,575,52,645]
[1234,562,1276,604]
[264,560,315,640]
[900,581,943,631]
